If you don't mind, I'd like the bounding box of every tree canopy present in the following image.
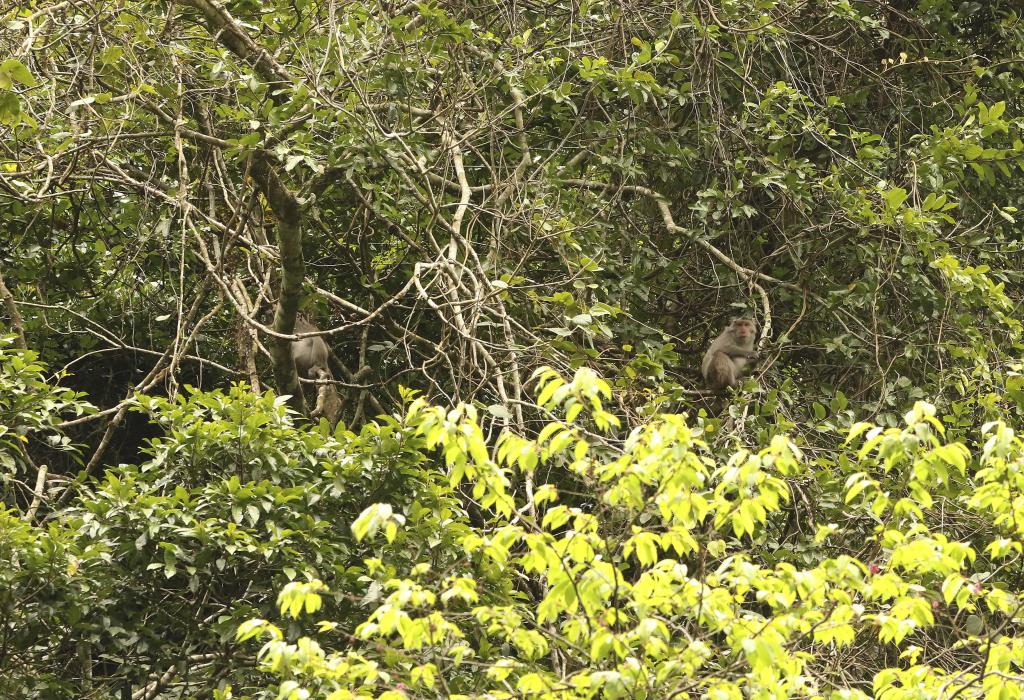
[3,0,1024,697]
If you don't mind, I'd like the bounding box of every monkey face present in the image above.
[731,318,756,339]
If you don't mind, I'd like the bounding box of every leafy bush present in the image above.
[0,375,466,697]
[0,336,92,489]
[235,370,1024,699]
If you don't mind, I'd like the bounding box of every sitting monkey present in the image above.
[289,314,343,426]
[701,317,760,391]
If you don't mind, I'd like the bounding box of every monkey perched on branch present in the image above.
[701,317,760,391]
[290,315,343,427]
[291,316,329,380]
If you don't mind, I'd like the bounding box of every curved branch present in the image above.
[558,178,801,292]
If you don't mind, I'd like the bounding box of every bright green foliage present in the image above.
[234,369,1024,699]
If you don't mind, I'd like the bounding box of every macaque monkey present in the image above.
[701,317,760,391]
[292,316,330,381]
[292,316,342,426]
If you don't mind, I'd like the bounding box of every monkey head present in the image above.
[729,317,757,339]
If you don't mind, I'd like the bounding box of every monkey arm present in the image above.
[717,343,759,358]
[310,368,331,418]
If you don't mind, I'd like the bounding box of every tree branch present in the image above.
[0,264,27,350]
[558,178,801,292]
[174,0,292,96]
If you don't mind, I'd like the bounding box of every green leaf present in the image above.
[0,59,36,87]
[883,187,908,211]
[487,404,511,420]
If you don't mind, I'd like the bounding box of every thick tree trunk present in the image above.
[252,158,306,414]
[174,0,308,413]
